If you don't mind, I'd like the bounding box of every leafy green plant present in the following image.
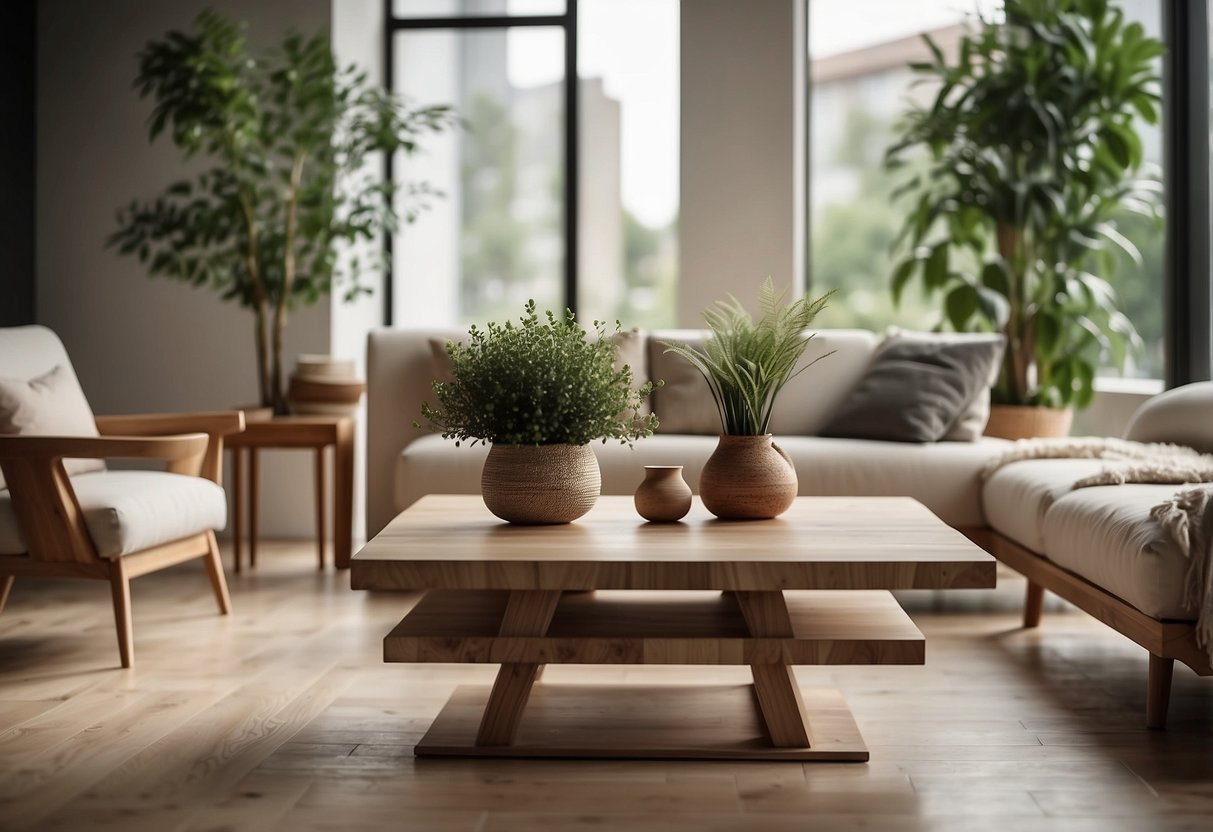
[886,0,1163,409]
[108,10,456,413]
[662,279,833,436]
[420,302,659,447]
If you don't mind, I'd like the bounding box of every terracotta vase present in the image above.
[481,443,601,524]
[983,405,1073,440]
[634,465,692,522]
[699,435,797,520]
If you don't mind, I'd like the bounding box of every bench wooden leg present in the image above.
[1023,581,1044,628]
[1147,653,1174,730]
[109,559,134,669]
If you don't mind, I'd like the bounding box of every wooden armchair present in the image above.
[0,326,244,668]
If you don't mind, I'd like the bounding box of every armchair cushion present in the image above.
[0,470,227,558]
[0,364,106,488]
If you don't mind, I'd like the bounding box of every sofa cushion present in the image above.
[982,459,1110,553]
[817,336,1005,443]
[648,329,878,435]
[1042,484,1195,620]
[0,364,106,489]
[0,470,227,558]
[881,329,1006,441]
[1124,381,1213,454]
[395,433,1010,528]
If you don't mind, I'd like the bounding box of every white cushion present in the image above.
[1042,484,1195,620]
[0,471,227,559]
[395,433,1010,528]
[775,436,1010,527]
[982,459,1110,553]
[0,364,106,489]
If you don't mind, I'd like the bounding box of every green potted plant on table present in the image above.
[663,278,832,520]
[108,11,455,415]
[885,0,1163,438]
[420,302,658,524]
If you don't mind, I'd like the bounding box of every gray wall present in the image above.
[680,0,796,325]
[37,0,332,536]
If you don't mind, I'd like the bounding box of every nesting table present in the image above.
[226,415,355,571]
[351,495,995,761]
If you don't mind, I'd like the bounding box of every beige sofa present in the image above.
[367,326,1213,727]
[366,328,1013,538]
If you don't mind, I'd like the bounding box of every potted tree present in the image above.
[663,279,832,520]
[109,11,455,415]
[419,302,658,524]
[885,0,1163,438]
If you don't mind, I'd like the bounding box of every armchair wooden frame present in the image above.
[0,411,245,668]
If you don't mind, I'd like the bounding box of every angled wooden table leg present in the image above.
[733,590,812,748]
[475,590,562,746]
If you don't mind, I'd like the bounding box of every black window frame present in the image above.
[383,0,580,326]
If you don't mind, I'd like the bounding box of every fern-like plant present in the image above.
[663,279,833,436]
[420,302,659,447]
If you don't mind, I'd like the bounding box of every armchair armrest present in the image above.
[0,433,209,564]
[94,410,245,483]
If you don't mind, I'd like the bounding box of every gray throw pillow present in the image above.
[818,337,1006,443]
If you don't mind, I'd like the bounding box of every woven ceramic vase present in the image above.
[481,443,601,524]
[699,435,797,520]
[634,465,692,522]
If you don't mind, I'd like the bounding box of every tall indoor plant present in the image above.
[109,11,455,414]
[663,278,832,519]
[420,302,658,524]
[885,0,1163,436]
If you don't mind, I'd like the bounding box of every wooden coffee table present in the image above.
[351,495,995,762]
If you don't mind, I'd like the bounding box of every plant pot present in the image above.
[481,443,601,525]
[983,405,1073,440]
[634,465,692,522]
[699,435,797,520]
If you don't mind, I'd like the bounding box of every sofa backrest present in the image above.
[365,325,881,535]
[648,329,879,434]
[1123,381,1213,453]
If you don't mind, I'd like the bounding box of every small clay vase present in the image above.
[699,434,797,520]
[634,465,692,522]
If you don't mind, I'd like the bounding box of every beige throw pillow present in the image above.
[0,364,106,488]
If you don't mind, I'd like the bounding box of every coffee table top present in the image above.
[351,495,995,592]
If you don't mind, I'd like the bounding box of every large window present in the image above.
[387,0,678,329]
[808,0,1165,380]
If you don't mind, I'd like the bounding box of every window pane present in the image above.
[392,27,565,326]
[577,0,679,330]
[392,0,565,19]
[809,0,1164,380]
[809,1,992,333]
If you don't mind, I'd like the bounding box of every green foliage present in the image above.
[662,279,833,436]
[420,302,659,447]
[885,0,1163,408]
[107,10,456,411]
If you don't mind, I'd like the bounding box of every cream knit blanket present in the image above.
[983,438,1213,661]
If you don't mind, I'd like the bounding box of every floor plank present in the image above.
[0,546,1209,831]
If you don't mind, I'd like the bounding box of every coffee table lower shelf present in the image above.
[417,683,868,762]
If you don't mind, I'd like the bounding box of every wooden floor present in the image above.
[1,543,1211,832]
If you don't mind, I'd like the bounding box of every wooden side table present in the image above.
[226,415,355,571]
